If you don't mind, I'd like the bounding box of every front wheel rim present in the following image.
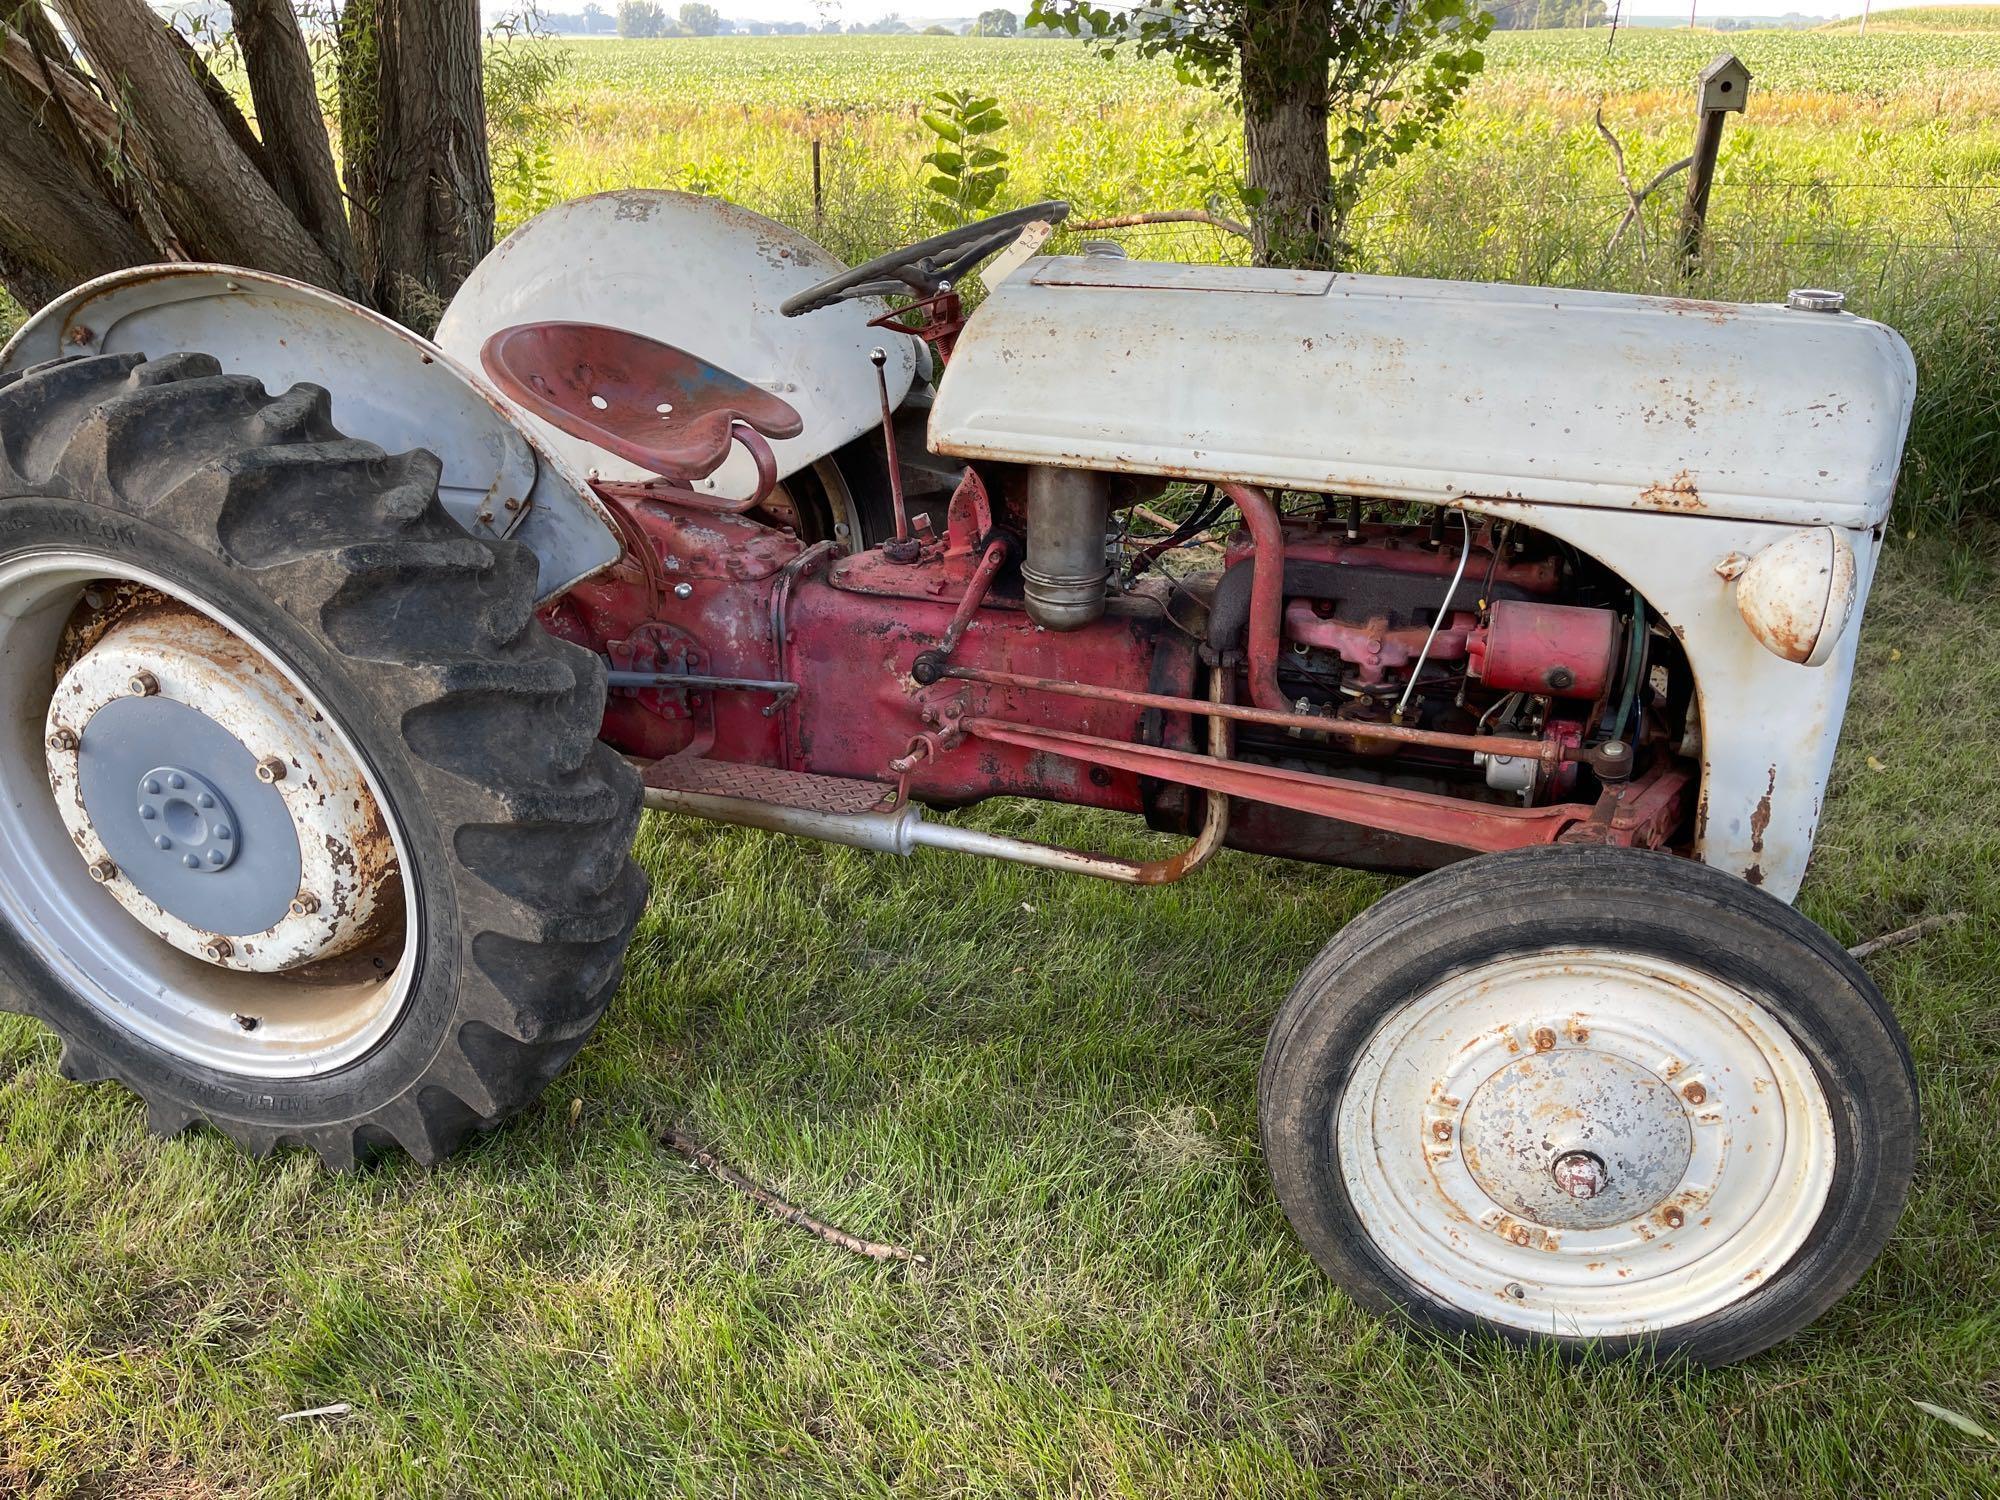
[1336,949,1835,1340]
[0,549,421,1079]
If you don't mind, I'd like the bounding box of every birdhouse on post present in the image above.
[1697,54,1751,115]
[1680,53,1752,273]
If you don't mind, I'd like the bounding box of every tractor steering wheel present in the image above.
[780,201,1070,317]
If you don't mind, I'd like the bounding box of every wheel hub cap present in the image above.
[1460,1049,1692,1231]
[45,603,400,973]
[136,763,242,874]
[1336,950,1837,1339]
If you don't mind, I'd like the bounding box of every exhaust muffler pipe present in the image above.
[1021,466,1111,631]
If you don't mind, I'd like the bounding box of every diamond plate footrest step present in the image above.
[640,757,899,817]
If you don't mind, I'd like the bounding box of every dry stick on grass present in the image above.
[663,1128,929,1265]
[1068,209,1254,241]
[1594,107,1694,260]
[1847,912,1967,961]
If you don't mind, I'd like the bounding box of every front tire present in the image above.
[1260,845,1916,1365]
[0,352,647,1168]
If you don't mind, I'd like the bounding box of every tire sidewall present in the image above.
[0,494,468,1127]
[1259,847,1917,1365]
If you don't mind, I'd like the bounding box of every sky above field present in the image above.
[496,0,1991,27]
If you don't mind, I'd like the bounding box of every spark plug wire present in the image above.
[1395,508,1472,722]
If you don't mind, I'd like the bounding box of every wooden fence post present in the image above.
[1678,53,1751,275]
[812,138,824,226]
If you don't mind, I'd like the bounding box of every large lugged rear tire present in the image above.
[1260,845,1917,1366]
[0,351,647,1169]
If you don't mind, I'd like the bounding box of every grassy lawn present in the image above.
[3,533,1996,1496]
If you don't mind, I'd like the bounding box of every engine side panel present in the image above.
[1476,500,1877,900]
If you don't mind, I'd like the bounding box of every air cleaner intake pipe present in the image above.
[1022,467,1111,631]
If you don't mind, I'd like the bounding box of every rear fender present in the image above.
[0,264,622,601]
[433,191,917,502]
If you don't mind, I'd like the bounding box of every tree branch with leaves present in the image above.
[1025,0,1490,269]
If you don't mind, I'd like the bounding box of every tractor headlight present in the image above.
[1725,526,1858,668]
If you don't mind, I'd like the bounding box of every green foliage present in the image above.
[1818,3,2000,30]
[1486,0,1605,27]
[617,0,670,37]
[1320,0,1491,258]
[974,7,1020,35]
[679,2,725,36]
[919,87,1010,227]
[1025,0,1491,263]
[485,9,572,232]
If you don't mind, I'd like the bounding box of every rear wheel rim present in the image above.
[1336,949,1835,1339]
[0,549,420,1079]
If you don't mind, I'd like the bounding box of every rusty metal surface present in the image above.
[1286,600,1478,689]
[1222,483,1292,715]
[1730,526,1858,667]
[1467,600,1621,701]
[1336,949,1836,1337]
[642,756,898,816]
[933,664,1557,768]
[483,321,801,490]
[572,486,1702,870]
[0,553,422,1079]
[1477,498,1875,899]
[959,715,1606,853]
[927,255,1916,528]
[434,190,915,503]
[47,600,399,972]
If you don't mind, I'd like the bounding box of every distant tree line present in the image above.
[594,6,1077,38]
[1484,0,1606,27]
[608,1,822,34]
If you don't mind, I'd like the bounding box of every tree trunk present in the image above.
[1239,0,1337,270]
[1,18,192,261]
[0,76,155,311]
[342,0,494,328]
[0,0,497,328]
[52,0,340,290]
[230,0,363,300]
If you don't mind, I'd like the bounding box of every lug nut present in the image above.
[201,936,234,962]
[127,670,159,697]
[1664,1207,1685,1229]
[47,727,77,752]
[255,757,286,784]
[1552,1150,1608,1201]
[288,892,320,917]
[232,1013,259,1032]
[1531,1026,1557,1052]
[87,858,117,883]
[1431,1120,1453,1142]
[1681,1081,1707,1105]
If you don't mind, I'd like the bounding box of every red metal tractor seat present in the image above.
[480,321,803,485]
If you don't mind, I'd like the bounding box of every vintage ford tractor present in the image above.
[0,192,1919,1364]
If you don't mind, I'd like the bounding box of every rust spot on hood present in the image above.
[1749,764,1775,855]
[1639,470,1704,512]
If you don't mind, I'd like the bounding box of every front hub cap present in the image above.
[1338,951,1835,1338]
[1459,1049,1692,1232]
[45,603,399,972]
